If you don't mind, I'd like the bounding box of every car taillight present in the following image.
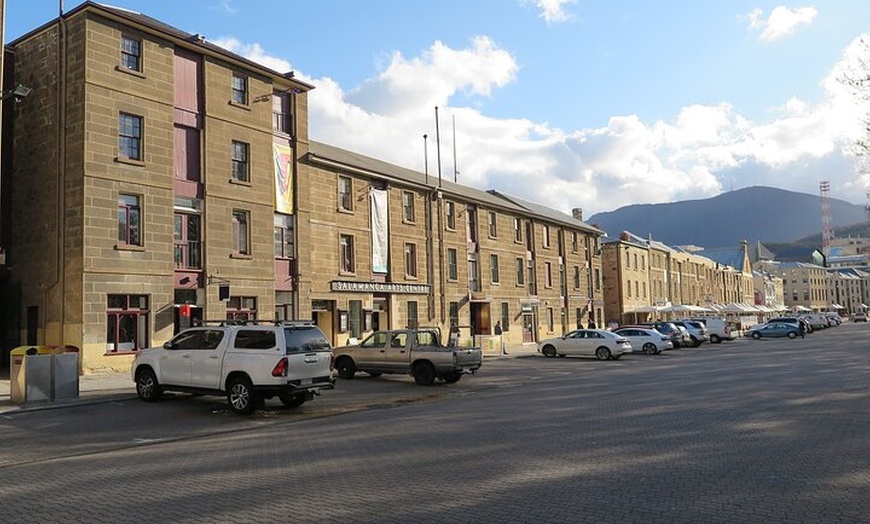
[271,357,289,377]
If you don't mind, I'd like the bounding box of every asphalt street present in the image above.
[0,323,867,524]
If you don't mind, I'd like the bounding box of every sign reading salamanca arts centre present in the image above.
[330,281,431,295]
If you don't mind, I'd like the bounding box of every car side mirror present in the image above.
[163,341,177,350]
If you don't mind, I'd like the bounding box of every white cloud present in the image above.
[211,37,292,74]
[217,33,870,217]
[747,6,818,42]
[522,0,576,24]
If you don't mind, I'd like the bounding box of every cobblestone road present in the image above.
[0,324,867,523]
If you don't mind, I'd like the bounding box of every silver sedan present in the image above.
[537,329,633,360]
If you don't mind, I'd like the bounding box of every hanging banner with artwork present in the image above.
[371,188,389,273]
[273,143,294,214]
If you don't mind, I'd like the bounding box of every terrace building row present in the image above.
[0,2,609,373]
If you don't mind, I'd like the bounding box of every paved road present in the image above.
[0,324,867,523]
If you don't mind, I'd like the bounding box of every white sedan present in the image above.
[612,327,674,354]
[537,329,633,360]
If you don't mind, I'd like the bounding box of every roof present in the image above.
[695,246,748,271]
[10,1,313,92]
[307,141,603,235]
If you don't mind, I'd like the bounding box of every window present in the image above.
[449,302,459,327]
[448,248,458,280]
[340,234,355,273]
[231,140,249,182]
[272,91,290,134]
[118,194,142,246]
[633,253,638,270]
[543,225,550,248]
[490,254,500,284]
[516,258,525,285]
[227,296,257,320]
[274,214,294,258]
[514,218,522,242]
[571,232,578,253]
[446,201,456,230]
[234,330,276,349]
[338,176,353,211]
[501,302,510,331]
[488,211,497,237]
[545,262,552,288]
[106,294,149,352]
[174,213,201,268]
[407,301,419,329]
[641,255,646,270]
[405,243,418,278]
[403,191,415,222]
[547,307,554,332]
[573,266,580,289]
[232,210,250,255]
[120,35,142,72]
[231,73,248,104]
[119,113,143,160]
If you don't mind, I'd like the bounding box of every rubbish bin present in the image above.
[8,345,80,404]
[9,346,55,404]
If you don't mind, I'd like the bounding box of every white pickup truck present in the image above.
[333,327,482,385]
[132,321,335,414]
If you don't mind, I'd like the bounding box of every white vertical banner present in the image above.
[371,188,389,273]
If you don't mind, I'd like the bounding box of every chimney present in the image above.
[571,208,583,221]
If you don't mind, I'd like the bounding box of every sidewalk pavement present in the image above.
[0,343,540,415]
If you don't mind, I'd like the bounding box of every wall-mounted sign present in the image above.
[330,281,430,294]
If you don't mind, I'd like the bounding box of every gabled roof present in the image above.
[307,141,603,235]
[695,246,748,271]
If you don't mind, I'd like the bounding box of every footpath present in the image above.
[0,343,539,415]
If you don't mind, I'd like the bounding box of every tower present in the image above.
[820,181,834,256]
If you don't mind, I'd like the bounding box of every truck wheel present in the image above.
[335,357,356,379]
[136,368,162,402]
[227,376,257,415]
[442,372,462,384]
[279,391,307,408]
[413,362,436,386]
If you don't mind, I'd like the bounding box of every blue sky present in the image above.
[6,1,870,217]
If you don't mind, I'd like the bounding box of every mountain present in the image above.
[586,186,868,247]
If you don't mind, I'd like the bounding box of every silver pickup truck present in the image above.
[333,328,482,385]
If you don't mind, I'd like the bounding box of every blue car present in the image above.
[745,322,801,339]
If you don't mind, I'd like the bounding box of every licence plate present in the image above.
[300,378,312,385]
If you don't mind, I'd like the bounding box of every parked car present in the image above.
[800,313,829,331]
[637,321,685,348]
[853,312,868,322]
[685,317,734,344]
[769,317,812,333]
[538,329,632,361]
[132,321,335,414]
[823,312,842,325]
[612,327,673,354]
[672,320,709,347]
[745,322,802,339]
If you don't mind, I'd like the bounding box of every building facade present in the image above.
[0,3,607,372]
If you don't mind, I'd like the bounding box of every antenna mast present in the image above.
[820,180,834,256]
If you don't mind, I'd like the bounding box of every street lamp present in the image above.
[1,84,33,103]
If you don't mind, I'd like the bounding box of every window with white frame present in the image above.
[490,254,500,283]
[545,262,552,288]
[448,248,458,280]
[514,217,522,242]
[543,225,550,248]
[274,213,294,259]
[174,212,201,268]
[120,35,142,72]
[227,296,257,320]
[516,258,525,285]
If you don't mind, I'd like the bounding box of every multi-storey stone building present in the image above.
[0,3,605,372]
[755,261,829,313]
[601,232,756,325]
